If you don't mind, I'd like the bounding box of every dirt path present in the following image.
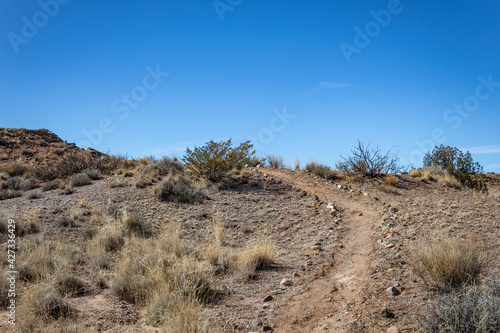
[259,168,379,332]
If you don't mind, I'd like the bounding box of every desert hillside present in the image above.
[0,129,499,333]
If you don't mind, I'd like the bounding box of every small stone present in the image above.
[292,272,299,277]
[358,212,363,216]
[337,184,342,189]
[263,295,273,302]
[305,260,313,266]
[387,327,399,333]
[280,278,292,286]
[381,308,395,318]
[263,325,273,331]
[251,319,262,327]
[270,290,282,295]
[280,285,286,290]
[262,304,270,310]
[311,245,323,251]
[386,286,401,297]
[385,243,395,249]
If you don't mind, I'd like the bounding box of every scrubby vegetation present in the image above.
[182,139,254,182]
[154,176,205,204]
[423,145,487,192]
[341,141,404,176]
[410,237,486,292]
[419,273,500,332]
[305,160,337,180]
[266,154,285,168]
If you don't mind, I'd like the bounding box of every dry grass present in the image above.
[17,235,76,282]
[19,284,75,322]
[122,209,153,238]
[377,185,400,195]
[305,160,337,181]
[436,173,462,189]
[154,176,205,204]
[409,169,421,178]
[266,154,285,168]
[410,237,487,291]
[86,218,125,270]
[293,157,300,170]
[385,175,398,186]
[236,239,275,281]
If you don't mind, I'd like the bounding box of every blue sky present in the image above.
[1,0,499,172]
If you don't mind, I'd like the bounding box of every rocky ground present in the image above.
[0,163,498,332]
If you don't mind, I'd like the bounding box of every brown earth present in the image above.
[0,129,499,332]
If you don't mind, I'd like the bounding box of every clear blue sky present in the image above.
[1,0,499,172]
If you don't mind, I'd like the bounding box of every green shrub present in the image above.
[154,177,205,204]
[305,161,337,180]
[182,139,254,182]
[423,145,487,192]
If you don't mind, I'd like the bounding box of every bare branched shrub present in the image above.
[182,139,254,182]
[341,141,403,176]
[419,273,500,332]
[266,154,285,168]
[410,237,487,292]
[305,160,337,180]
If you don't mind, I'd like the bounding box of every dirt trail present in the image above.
[259,168,379,332]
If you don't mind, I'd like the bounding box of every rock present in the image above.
[305,260,313,266]
[311,245,323,251]
[386,286,401,297]
[263,295,273,302]
[270,290,282,295]
[381,308,395,318]
[263,325,273,331]
[337,184,342,189]
[292,272,300,277]
[280,278,292,286]
[280,285,287,290]
[251,319,262,327]
[387,327,399,333]
[262,304,270,309]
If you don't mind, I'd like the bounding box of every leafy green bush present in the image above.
[423,145,487,192]
[182,139,254,182]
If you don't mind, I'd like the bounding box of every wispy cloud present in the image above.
[303,81,350,96]
[460,145,500,154]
